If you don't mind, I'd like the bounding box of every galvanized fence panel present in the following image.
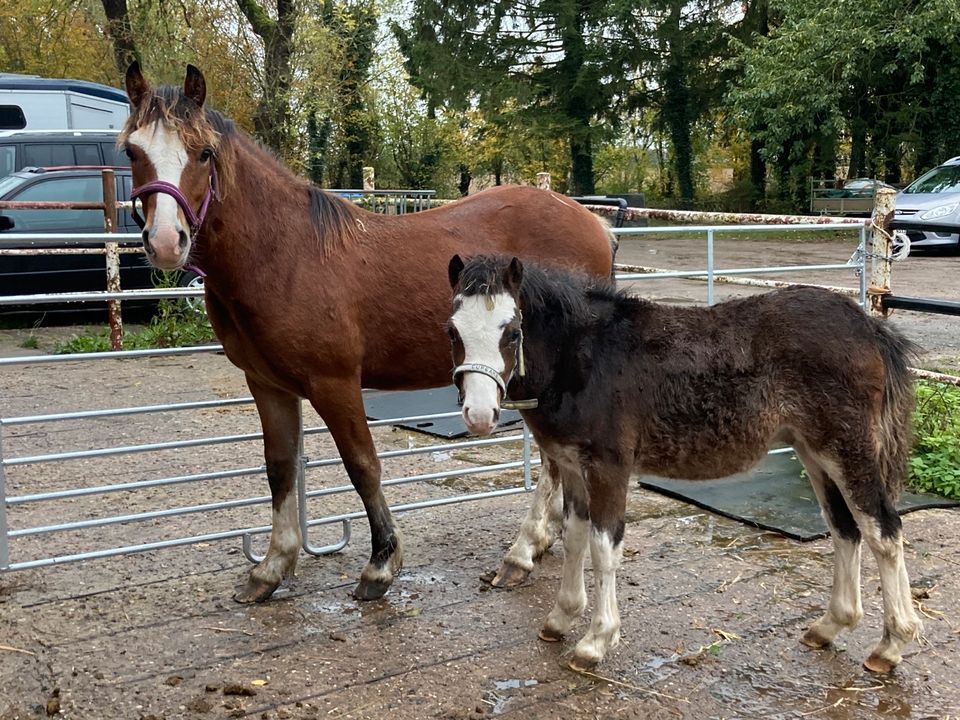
[0,219,874,573]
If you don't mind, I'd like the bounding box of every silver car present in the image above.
[892,156,960,251]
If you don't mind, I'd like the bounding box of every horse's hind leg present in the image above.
[492,450,563,588]
[309,377,402,601]
[794,447,864,648]
[801,445,921,672]
[235,377,303,603]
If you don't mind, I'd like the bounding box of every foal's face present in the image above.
[122,64,215,270]
[448,256,524,436]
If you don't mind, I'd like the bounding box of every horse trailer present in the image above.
[0,73,129,132]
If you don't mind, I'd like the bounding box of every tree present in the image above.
[100,0,140,79]
[727,0,960,207]
[393,0,650,195]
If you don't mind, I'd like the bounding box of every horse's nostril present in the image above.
[178,230,189,251]
[142,230,154,255]
[493,409,500,424]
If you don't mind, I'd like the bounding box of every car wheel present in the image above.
[177,269,206,316]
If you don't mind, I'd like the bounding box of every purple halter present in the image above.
[130,162,219,239]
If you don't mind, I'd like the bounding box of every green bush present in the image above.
[56,298,215,354]
[909,380,960,500]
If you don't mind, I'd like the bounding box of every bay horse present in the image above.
[447,254,922,673]
[119,64,614,603]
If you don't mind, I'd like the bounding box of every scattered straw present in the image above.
[0,644,35,656]
[573,668,690,704]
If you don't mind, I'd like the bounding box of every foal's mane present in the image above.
[119,85,358,251]
[459,255,622,329]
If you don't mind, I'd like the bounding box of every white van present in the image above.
[0,73,129,131]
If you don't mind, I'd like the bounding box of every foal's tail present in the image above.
[872,319,920,500]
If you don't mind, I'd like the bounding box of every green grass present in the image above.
[55,298,215,354]
[908,380,960,500]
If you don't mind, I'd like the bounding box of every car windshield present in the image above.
[0,173,26,197]
[903,165,960,194]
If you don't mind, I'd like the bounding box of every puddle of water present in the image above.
[493,678,538,691]
[484,679,539,715]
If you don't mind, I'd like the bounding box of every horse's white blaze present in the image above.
[452,292,517,434]
[129,122,190,266]
[573,530,622,665]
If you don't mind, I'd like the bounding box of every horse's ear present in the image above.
[184,64,206,107]
[125,62,149,108]
[506,257,524,291]
[448,255,465,289]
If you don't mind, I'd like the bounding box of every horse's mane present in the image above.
[458,255,624,331]
[119,85,358,252]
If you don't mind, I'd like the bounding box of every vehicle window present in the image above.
[903,165,960,194]
[1,176,104,233]
[22,144,74,168]
[0,105,26,130]
[0,146,15,177]
[74,144,101,165]
[0,173,26,196]
[102,142,129,167]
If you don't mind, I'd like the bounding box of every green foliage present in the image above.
[55,299,215,355]
[18,334,39,349]
[909,381,960,500]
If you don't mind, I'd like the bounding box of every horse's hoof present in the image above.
[800,628,832,649]
[353,577,392,601]
[539,625,564,643]
[568,653,600,673]
[863,653,898,674]
[233,576,280,604]
[489,561,530,588]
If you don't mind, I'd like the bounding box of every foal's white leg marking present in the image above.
[797,450,864,645]
[807,537,863,644]
[571,529,622,669]
[250,491,301,585]
[857,516,922,670]
[541,512,589,639]
[502,454,562,571]
[451,292,517,433]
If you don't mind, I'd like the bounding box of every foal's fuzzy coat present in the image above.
[448,255,921,673]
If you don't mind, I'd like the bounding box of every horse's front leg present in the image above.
[234,376,303,603]
[492,450,563,588]
[569,461,630,672]
[309,376,402,600]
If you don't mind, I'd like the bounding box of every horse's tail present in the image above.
[872,318,920,500]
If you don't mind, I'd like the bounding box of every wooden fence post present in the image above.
[869,187,896,317]
[537,172,551,191]
[101,169,123,350]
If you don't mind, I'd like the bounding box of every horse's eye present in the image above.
[200,148,213,162]
[124,147,134,161]
[508,328,521,343]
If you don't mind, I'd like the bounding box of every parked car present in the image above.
[0,129,128,177]
[892,156,960,252]
[0,166,195,319]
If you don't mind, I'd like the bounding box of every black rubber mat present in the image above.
[639,452,959,541]
[362,385,523,439]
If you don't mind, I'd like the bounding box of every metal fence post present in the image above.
[101,169,123,350]
[522,423,532,491]
[706,228,715,306]
[869,187,896,317]
[0,421,10,571]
